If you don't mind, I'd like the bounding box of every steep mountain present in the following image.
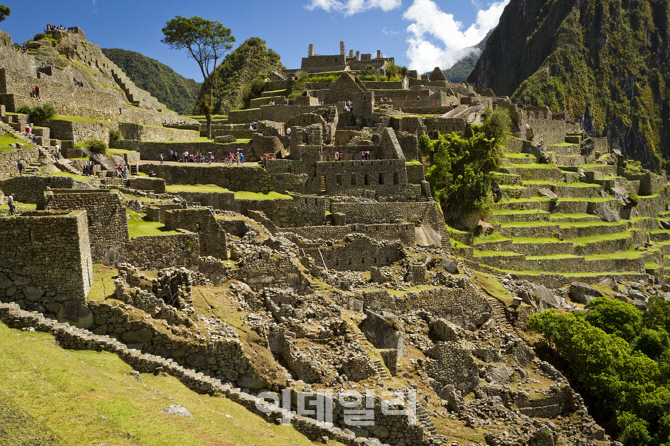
[102,48,200,115]
[443,30,491,83]
[468,0,670,171]
[199,37,282,115]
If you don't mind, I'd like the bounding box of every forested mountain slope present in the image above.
[468,0,670,171]
[197,37,283,115]
[102,48,200,115]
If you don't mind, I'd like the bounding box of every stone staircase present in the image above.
[485,295,515,332]
[355,332,391,381]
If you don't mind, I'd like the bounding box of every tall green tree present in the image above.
[161,16,235,138]
[0,5,10,22]
[420,109,509,218]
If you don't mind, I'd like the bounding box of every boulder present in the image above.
[360,310,405,357]
[484,364,514,385]
[569,282,603,304]
[538,188,557,199]
[161,405,193,418]
[661,220,670,230]
[442,258,459,274]
[236,375,268,389]
[57,300,94,329]
[120,328,154,344]
[22,286,44,302]
[598,277,618,291]
[429,318,460,342]
[610,185,630,206]
[415,224,442,248]
[594,205,620,222]
[215,135,237,143]
[477,220,495,236]
[532,285,562,310]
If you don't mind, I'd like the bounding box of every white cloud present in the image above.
[306,0,403,16]
[402,0,509,73]
[383,27,400,36]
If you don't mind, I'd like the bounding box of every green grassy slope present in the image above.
[0,322,342,446]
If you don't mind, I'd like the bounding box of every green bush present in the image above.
[28,104,56,123]
[33,33,45,42]
[16,105,31,115]
[86,140,108,155]
[109,129,123,143]
[628,192,639,207]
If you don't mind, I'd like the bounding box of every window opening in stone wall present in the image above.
[364,174,369,185]
[348,258,352,265]
[361,258,365,264]
[379,173,384,184]
[393,172,399,184]
[321,176,326,192]
[336,175,342,186]
[351,175,357,185]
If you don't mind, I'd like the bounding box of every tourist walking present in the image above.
[55,144,60,160]
[17,160,23,176]
[7,193,15,215]
[159,153,164,164]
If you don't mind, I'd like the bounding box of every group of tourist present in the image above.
[114,164,129,179]
[224,149,245,165]
[334,151,346,161]
[83,160,95,175]
[343,101,354,112]
[181,151,209,163]
[377,97,393,104]
[29,85,40,99]
[361,151,371,160]
[167,149,180,162]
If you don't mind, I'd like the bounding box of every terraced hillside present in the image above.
[461,135,670,281]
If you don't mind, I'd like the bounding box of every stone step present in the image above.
[499,165,567,182]
[492,210,551,224]
[500,223,561,238]
[546,144,581,156]
[650,230,670,242]
[552,154,586,166]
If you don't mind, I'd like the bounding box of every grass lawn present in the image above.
[475,272,514,305]
[235,191,292,200]
[473,250,522,257]
[53,115,115,125]
[127,210,179,239]
[0,323,343,446]
[0,132,30,151]
[88,264,118,302]
[165,184,231,194]
[406,159,423,166]
[107,148,134,156]
[50,171,91,182]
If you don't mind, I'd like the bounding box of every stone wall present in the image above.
[45,119,117,144]
[239,195,326,228]
[0,175,94,206]
[139,163,308,194]
[118,123,198,142]
[286,222,416,246]
[364,284,491,331]
[0,68,178,126]
[163,209,228,260]
[0,210,93,307]
[111,140,252,162]
[126,177,165,193]
[301,234,403,272]
[125,232,200,270]
[313,160,408,196]
[44,189,129,264]
[0,147,39,180]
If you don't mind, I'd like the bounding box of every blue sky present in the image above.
[0,0,509,81]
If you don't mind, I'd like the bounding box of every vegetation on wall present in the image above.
[17,104,56,123]
[419,109,509,217]
[102,48,201,115]
[530,296,670,445]
[199,37,282,115]
[468,0,670,172]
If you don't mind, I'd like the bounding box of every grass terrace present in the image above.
[126,210,179,239]
[0,132,30,151]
